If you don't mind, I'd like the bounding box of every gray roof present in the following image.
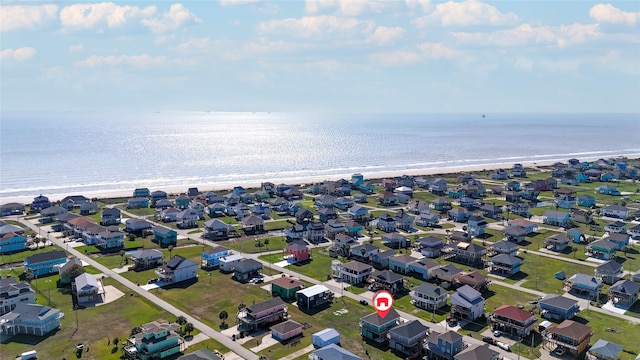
[374,249,396,260]
[351,244,378,253]
[178,349,222,360]
[603,204,629,212]
[59,257,83,273]
[433,330,462,343]
[454,344,500,360]
[609,279,640,295]
[130,249,163,259]
[164,255,197,271]
[361,308,400,326]
[26,250,66,264]
[414,282,446,297]
[543,210,570,218]
[490,254,520,265]
[270,320,302,334]
[389,319,428,339]
[153,225,176,235]
[375,270,404,283]
[588,339,623,358]
[3,303,59,321]
[342,261,372,272]
[246,297,284,314]
[538,295,578,310]
[204,246,229,255]
[596,260,623,273]
[491,240,517,251]
[313,344,361,360]
[456,284,481,302]
[390,254,417,264]
[74,273,98,291]
[568,273,602,287]
[233,259,263,273]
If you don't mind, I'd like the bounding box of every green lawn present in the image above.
[0,244,66,267]
[518,252,596,294]
[286,251,339,282]
[574,310,640,359]
[220,236,288,254]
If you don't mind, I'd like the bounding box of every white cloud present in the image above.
[69,44,84,53]
[404,0,431,12]
[453,23,600,47]
[74,54,169,67]
[219,0,261,6]
[141,3,200,34]
[414,0,518,27]
[175,37,213,52]
[370,42,460,65]
[0,47,37,61]
[0,4,58,32]
[59,2,156,30]
[369,26,404,45]
[305,0,388,16]
[258,15,374,40]
[590,4,639,25]
[416,42,460,59]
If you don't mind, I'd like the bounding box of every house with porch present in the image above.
[450,284,484,321]
[371,249,396,270]
[309,344,361,360]
[271,320,303,343]
[629,223,640,239]
[296,284,333,309]
[410,282,447,311]
[543,210,571,227]
[155,256,198,284]
[376,213,396,232]
[24,250,67,277]
[203,219,233,240]
[597,185,620,196]
[608,279,639,308]
[388,254,417,274]
[488,254,521,276]
[124,321,183,360]
[340,261,373,284]
[431,264,464,287]
[347,205,369,221]
[0,232,26,254]
[377,192,398,206]
[564,273,603,299]
[219,254,244,272]
[388,320,429,357]
[360,308,400,344]
[453,242,486,266]
[350,244,379,263]
[586,239,618,260]
[456,271,489,292]
[430,178,447,195]
[427,330,464,360]
[370,270,405,295]
[201,246,231,269]
[479,204,502,219]
[101,207,121,226]
[241,215,265,234]
[0,303,63,338]
[537,295,580,321]
[577,195,596,207]
[604,221,627,234]
[416,211,440,227]
[271,277,304,301]
[488,240,517,256]
[544,234,570,252]
[0,277,35,315]
[127,197,150,209]
[448,208,470,222]
[129,249,164,271]
[431,198,451,211]
[237,297,287,332]
[344,220,363,237]
[285,241,310,262]
[586,339,623,360]
[125,218,153,234]
[419,236,444,258]
[74,273,102,303]
[601,205,630,219]
[595,260,624,285]
[30,195,52,213]
[382,232,407,249]
[491,304,535,337]
[394,210,414,231]
[604,233,630,250]
[232,259,263,282]
[409,258,440,281]
[153,226,177,247]
[324,219,345,239]
[306,222,326,244]
[466,215,488,237]
[542,320,592,358]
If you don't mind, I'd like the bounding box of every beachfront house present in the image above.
[200,246,231,269]
[24,250,67,277]
[0,277,35,315]
[410,282,447,311]
[450,285,484,321]
[360,308,400,344]
[124,321,184,360]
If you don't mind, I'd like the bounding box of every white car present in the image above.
[493,330,502,337]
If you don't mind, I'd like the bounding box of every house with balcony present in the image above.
[488,254,522,276]
[58,257,84,285]
[450,285,484,321]
[124,321,183,360]
[595,260,624,285]
[410,282,447,311]
[129,249,164,271]
[0,232,26,254]
[389,319,429,357]
[601,204,630,219]
[544,234,570,252]
[371,249,396,270]
[543,210,571,227]
[285,241,310,262]
[456,271,489,292]
[306,222,326,244]
[125,218,153,234]
[347,205,369,222]
[608,279,638,308]
[416,211,440,228]
[419,236,444,258]
[0,277,35,315]
[537,295,579,321]
[318,207,338,223]
[628,223,640,239]
[452,242,486,266]
[344,220,363,237]
[409,258,440,281]
[30,195,52,213]
[370,270,405,295]
[324,219,345,240]
[604,221,626,234]
[203,219,233,240]
[388,254,417,274]
[128,197,150,209]
[543,320,592,358]
[0,303,63,338]
[382,232,407,249]
[431,198,451,211]
[466,215,488,237]
[427,330,464,360]
[350,244,379,263]
[100,207,122,226]
[176,209,200,229]
[155,255,198,284]
[153,226,177,248]
[586,239,618,260]
[237,297,287,332]
[360,308,400,344]
[507,218,539,235]
[297,284,333,309]
[74,273,102,303]
[604,233,629,250]
[448,208,470,223]
[586,339,623,360]
[219,254,245,272]
[340,261,373,284]
[24,250,67,277]
[491,304,535,337]
[577,195,596,207]
[488,240,517,256]
[232,259,263,283]
[564,273,603,299]
[271,277,304,301]
[285,224,307,242]
[207,203,226,218]
[454,344,499,360]
[431,264,464,287]
[376,213,396,232]
[597,185,620,196]
[200,246,230,269]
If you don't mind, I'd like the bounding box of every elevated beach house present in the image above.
[24,250,67,277]
[124,321,184,360]
[155,256,198,284]
[237,297,287,332]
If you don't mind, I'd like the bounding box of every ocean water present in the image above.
[0,112,638,200]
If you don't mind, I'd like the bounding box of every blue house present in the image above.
[153,226,178,247]
[344,220,363,237]
[604,233,629,250]
[30,195,52,213]
[448,207,470,222]
[0,232,27,253]
[175,195,191,209]
[543,210,571,227]
[201,246,231,268]
[431,198,451,211]
[133,188,150,198]
[556,195,576,209]
[351,173,364,187]
[311,344,361,360]
[24,250,67,277]
[600,172,617,182]
[565,273,603,299]
[207,203,226,217]
[127,197,149,209]
[312,328,340,348]
[60,195,90,210]
[360,308,400,344]
[597,185,620,196]
[408,258,439,281]
[151,190,168,205]
[577,195,595,207]
[567,228,585,243]
[359,182,375,193]
[427,331,464,360]
[467,215,488,237]
[537,295,580,321]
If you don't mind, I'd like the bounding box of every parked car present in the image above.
[496,341,510,352]
[147,278,158,284]
[493,330,502,337]
[359,299,369,306]
[482,336,495,345]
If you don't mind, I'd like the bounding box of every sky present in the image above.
[1,0,639,113]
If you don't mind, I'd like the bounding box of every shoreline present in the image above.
[2,155,638,206]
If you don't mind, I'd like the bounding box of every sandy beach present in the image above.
[3,155,637,206]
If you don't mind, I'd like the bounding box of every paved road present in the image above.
[16,216,259,360]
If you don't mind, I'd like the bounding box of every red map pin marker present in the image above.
[372,290,394,319]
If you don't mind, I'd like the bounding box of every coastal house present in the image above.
[586,239,618,260]
[207,203,226,217]
[285,241,310,262]
[150,190,168,205]
[427,330,464,360]
[488,254,522,276]
[176,209,199,229]
[491,304,535,337]
[604,221,626,234]
[124,321,184,360]
[96,230,125,249]
[60,195,90,210]
[129,249,164,271]
[430,178,448,195]
[488,240,517,256]
[153,226,177,248]
[455,344,499,360]
[567,227,585,243]
[431,264,464,286]
[431,198,451,211]
[325,219,345,239]
[537,295,580,321]
[306,222,325,243]
[315,194,336,208]
[175,195,191,209]
[388,320,429,357]
[296,284,333,309]
[595,260,624,285]
[237,297,287,332]
[597,185,620,196]
[0,303,63,338]
[350,244,379,263]
[388,254,417,274]
[218,254,245,272]
[544,234,570,252]
[479,204,502,219]
[577,195,596,207]
[271,320,303,343]
[58,257,84,285]
[542,320,592,358]
[200,246,231,269]
[394,210,414,231]
[603,233,629,250]
[377,192,398,206]
[586,339,624,360]
[376,213,396,232]
[312,328,340,349]
[415,211,440,227]
[456,271,489,291]
[309,344,361,360]
[407,199,430,214]
[271,277,304,301]
[448,207,470,222]
[453,242,486,266]
[232,259,263,283]
[466,215,488,237]
[340,261,373,285]
[628,223,640,239]
[564,273,603,299]
[24,250,67,277]
[241,215,265,234]
[74,273,102,303]
[608,279,639,308]
[155,255,198,284]
[543,210,571,227]
[450,285,484,321]
[344,220,363,237]
[410,282,447,311]
[571,209,593,224]
[370,270,405,295]
[285,224,306,242]
[203,219,233,240]
[409,258,440,281]
[381,232,407,249]
[360,308,400,344]
[125,218,153,234]
[79,202,98,215]
[133,188,151,198]
[0,232,26,254]
[100,207,121,226]
[509,202,531,217]
[347,205,369,221]
[127,197,150,209]
[30,195,52,213]
[0,277,35,315]
[601,205,630,219]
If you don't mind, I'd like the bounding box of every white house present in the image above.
[601,205,630,219]
[155,255,198,284]
[219,254,245,272]
[450,285,484,321]
[74,273,102,303]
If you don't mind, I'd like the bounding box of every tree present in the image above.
[130,326,142,336]
[184,322,194,336]
[572,247,578,259]
[61,263,85,282]
[238,303,246,311]
[263,238,269,246]
[21,269,34,284]
[168,245,174,259]
[219,310,228,324]
[119,249,126,265]
[113,337,119,346]
[127,233,136,242]
[176,315,187,326]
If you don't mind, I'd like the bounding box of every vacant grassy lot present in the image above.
[575,310,640,359]
[518,252,596,293]
[220,235,289,254]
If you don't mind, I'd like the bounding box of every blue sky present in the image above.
[1,0,639,113]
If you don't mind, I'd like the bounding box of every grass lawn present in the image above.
[220,236,289,254]
[287,252,339,282]
[0,244,66,267]
[264,219,291,231]
[574,310,640,359]
[518,252,596,294]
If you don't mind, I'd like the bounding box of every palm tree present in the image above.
[184,322,194,336]
[119,249,126,266]
[167,245,174,260]
[176,315,187,326]
[219,310,228,325]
